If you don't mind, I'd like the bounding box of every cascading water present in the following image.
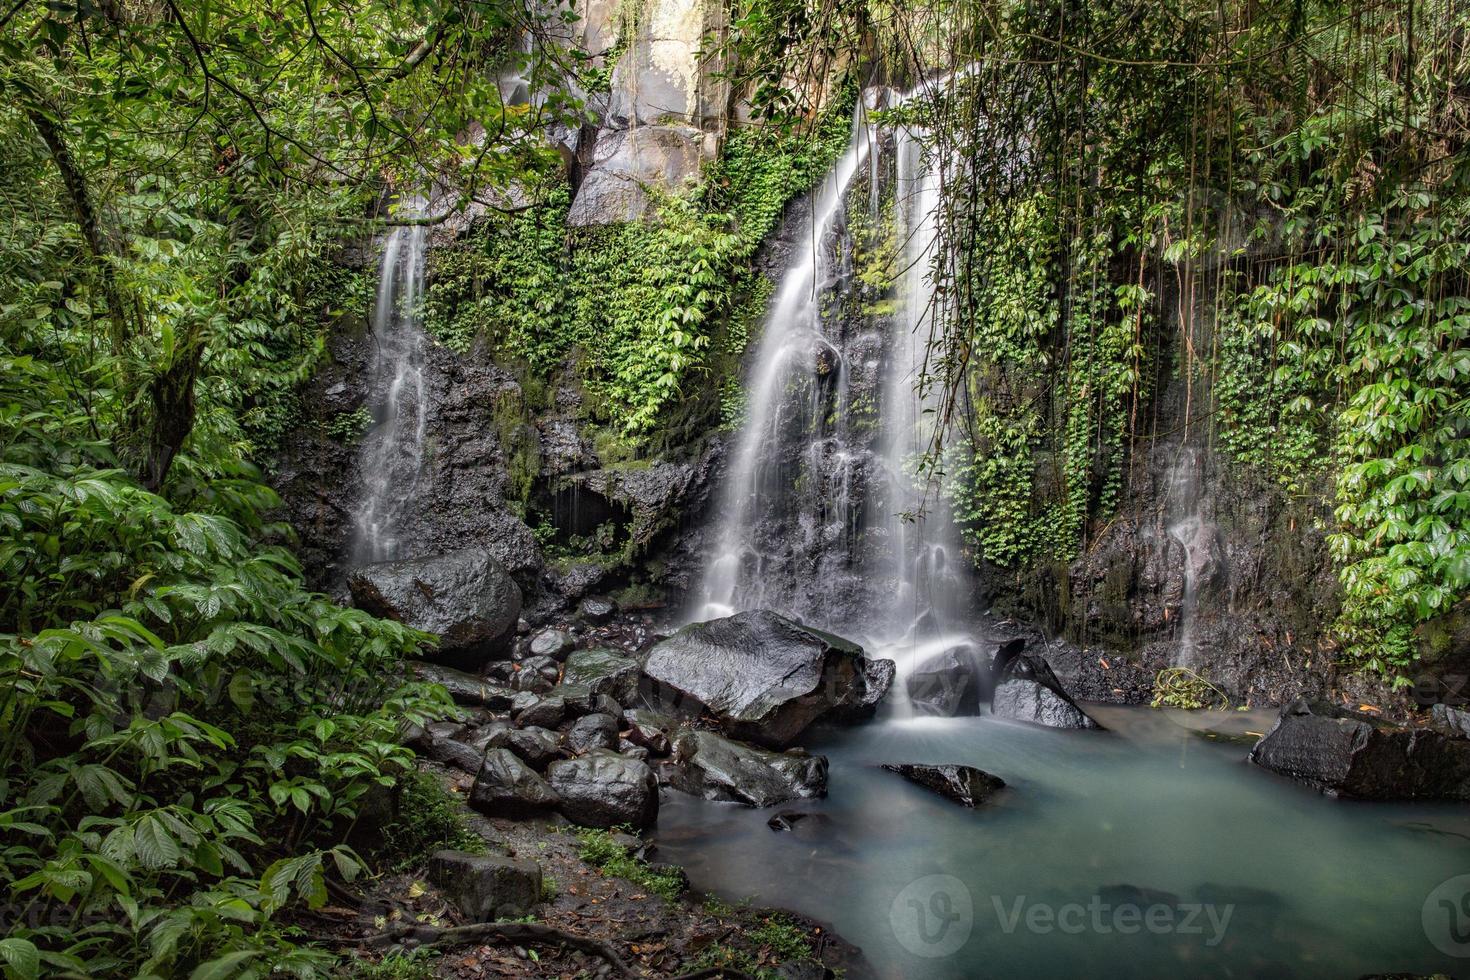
[695,85,983,708]
[1164,445,1212,667]
[353,220,430,563]
[697,103,880,623]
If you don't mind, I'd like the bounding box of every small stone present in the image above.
[529,628,575,659]
[578,596,618,624]
[515,695,567,730]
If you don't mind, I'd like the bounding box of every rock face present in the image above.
[882,764,1006,808]
[642,611,893,748]
[427,850,542,921]
[547,751,660,829]
[470,749,561,818]
[349,550,521,670]
[667,730,827,807]
[1249,699,1470,800]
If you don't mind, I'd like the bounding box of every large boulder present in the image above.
[1249,699,1470,800]
[563,649,641,706]
[486,727,563,771]
[546,751,660,829]
[882,763,1006,808]
[989,646,1102,730]
[905,644,996,717]
[427,850,542,921]
[563,713,621,755]
[642,611,893,748]
[469,749,561,818]
[350,549,521,671]
[667,729,828,807]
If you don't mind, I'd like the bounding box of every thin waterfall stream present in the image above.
[354,220,430,563]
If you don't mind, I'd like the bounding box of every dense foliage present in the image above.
[422,106,854,443]
[854,0,1468,680]
[0,0,560,973]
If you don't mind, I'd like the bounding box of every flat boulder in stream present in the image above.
[882,764,1006,807]
[1249,699,1470,801]
[349,549,521,671]
[668,729,828,807]
[641,610,893,748]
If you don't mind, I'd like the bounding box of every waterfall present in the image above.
[696,84,980,675]
[878,125,971,634]
[1164,446,1208,666]
[697,104,879,622]
[353,220,429,564]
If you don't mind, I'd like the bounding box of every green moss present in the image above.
[374,770,488,872]
[574,827,686,901]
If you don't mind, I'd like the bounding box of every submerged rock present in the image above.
[992,678,1100,730]
[427,850,542,921]
[668,729,827,807]
[546,751,660,829]
[766,810,833,833]
[989,645,1102,730]
[641,610,893,748]
[349,549,521,671]
[1249,699,1470,801]
[470,748,560,818]
[881,764,1006,808]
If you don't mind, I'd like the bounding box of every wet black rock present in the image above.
[427,850,543,921]
[563,713,621,755]
[641,610,892,748]
[462,720,512,752]
[578,595,618,624]
[530,628,575,659]
[546,751,660,829]
[905,644,997,717]
[992,679,1100,730]
[1431,703,1470,738]
[881,764,1006,807]
[668,729,827,807]
[553,683,623,719]
[521,654,562,681]
[622,708,674,756]
[1249,699,1470,800]
[469,749,561,818]
[422,736,485,774]
[349,549,521,671]
[514,694,568,730]
[488,727,562,771]
[412,663,517,710]
[990,646,1102,730]
[766,810,833,833]
[562,648,640,706]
